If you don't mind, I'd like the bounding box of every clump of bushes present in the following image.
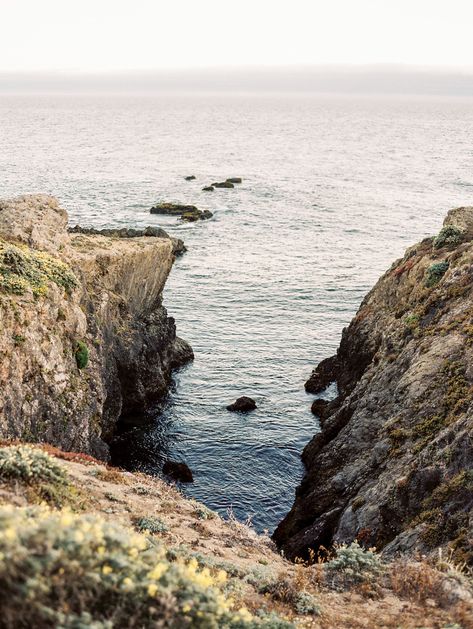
[135,515,169,534]
[324,542,384,589]
[259,577,320,616]
[0,505,287,628]
[0,239,78,297]
[0,445,68,485]
[0,445,83,509]
[195,505,218,521]
[75,340,89,369]
[425,261,449,287]
[433,226,464,250]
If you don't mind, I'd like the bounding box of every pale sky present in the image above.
[2,0,473,73]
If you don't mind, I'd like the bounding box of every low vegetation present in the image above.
[425,261,449,287]
[74,340,89,369]
[0,506,280,629]
[0,239,78,297]
[433,225,464,250]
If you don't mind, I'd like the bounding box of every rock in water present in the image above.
[163,460,194,483]
[226,396,257,412]
[150,203,212,222]
[226,177,242,184]
[213,181,234,189]
[202,186,214,192]
[184,175,196,181]
[150,202,199,215]
[274,206,473,564]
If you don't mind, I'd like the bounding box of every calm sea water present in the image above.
[2,93,473,531]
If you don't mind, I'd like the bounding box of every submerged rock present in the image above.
[274,206,473,564]
[163,460,194,483]
[202,186,214,192]
[226,396,257,412]
[184,175,196,181]
[226,177,242,184]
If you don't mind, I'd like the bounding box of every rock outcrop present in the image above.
[149,202,212,222]
[274,207,473,565]
[0,195,193,459]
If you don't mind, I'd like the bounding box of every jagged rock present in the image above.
[213,182,234,189]
[275,206,473,564]
[181,209,213,223]
[202,186,214,192]
[163,460,194,483]
[226,177,242,184]
[150,203,212,222]
[226,397,257,412]
[0,195,193,459]
[184,175,196,181]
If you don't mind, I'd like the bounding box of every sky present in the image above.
[2,0,473,73]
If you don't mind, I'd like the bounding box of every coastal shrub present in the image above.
[0,505,289,628]
[0,239,78,297]
[324,541,383,588]
[425,261,449,287]
[195,505,218,520]
[135,515,169,534]
[0,444,68,485]
[258,577,320,616]
[75,340,89,369]
[433,226,464,250]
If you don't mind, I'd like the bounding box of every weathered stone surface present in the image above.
[0,195,193,459]
[275,207,473,565]
[68,225,187,256]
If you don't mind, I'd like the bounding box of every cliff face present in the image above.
[0,195,193,458]
[274,207,473,564]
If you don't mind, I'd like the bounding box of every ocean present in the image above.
[1,92,473,531]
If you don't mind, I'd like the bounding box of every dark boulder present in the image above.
[150,202,199,215]
[202,186,214,192]
[226,177,242,184]
[226,396,257,412]
[311,398,330,419]
[185,175,196,181]
[213,181,234,189]
[163,460,194,483]
[181,209,213,223]
[305,355,340,393]
[150,203,213,222]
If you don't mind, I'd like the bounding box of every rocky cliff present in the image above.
[0,195,193,459]
[274,207,473,565]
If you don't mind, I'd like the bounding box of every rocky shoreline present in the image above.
[0,195,193,459]
[274,207,473,566]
